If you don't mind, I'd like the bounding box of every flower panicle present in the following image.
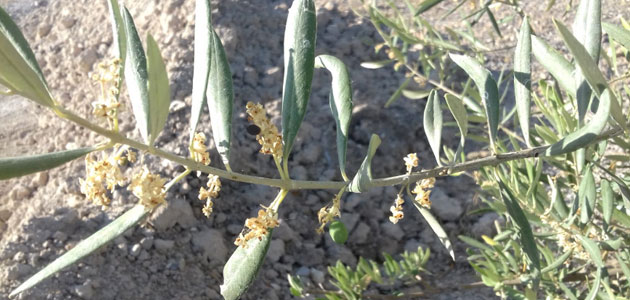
[317,192,342,233]
[199,175,221,218]
[389,194,405,224]
[412,177,435,209]
[128,167,167,209]
[404,153,419,173]
[235,206,279,248]
[91,58,122,126]
[245,102,283,159]
[80,152,125,207]
[190,132,211,166]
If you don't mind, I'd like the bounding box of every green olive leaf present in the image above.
[544,89,610,156]
[189,0,212,144]
[221,230,272,300]
[414,0,445,16]
[444,93,468,164]
[554,19,627,131]
[0,147,94,180]
[578,165,596,224]
[121,7,151,144]
[449,53,499,151]
[603,22,630,51]
[572,0,601,126]
[10,205,149,297]
[207,29,234,169]
[315,55,353,181]
[0,6,54,106]
[281,0,316,165]
[348,134,381,193]
[601,178,614,227]
[146,34,171,146]
[415,204,455,261]
[576,235,604,268]
[514,17,531,146]
[531,35,576,98]
[497,179,541,272]
[424,90,443,165]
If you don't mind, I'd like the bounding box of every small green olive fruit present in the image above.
[329,220,348,244]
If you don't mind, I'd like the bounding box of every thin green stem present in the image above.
[164,169,191,192]
[52,104,628,192]
[269,189,289,212]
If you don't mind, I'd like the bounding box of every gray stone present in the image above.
[227,224,242,235]
[192,229,227,265]
[267,239,285,263]
[32,171,49,186]
[274,221,297,242]
[295,244,324,267]
[295,266,310,277]
[328,245,357,266]
[140,236,154,250]
[344,194,362,211]
[471,213,501,238]
[340,213,360,233]
[403,239,423,253]
[0,209,11,222]
[37,24,52,37]
[6,263,33,280]
[310,268,325,284]
[78,49,98,72]
[154,239,175,252]
[129,244,142,257]
[352,222,370,244]
[74,281,94,299]
[430,188,463,221]
[381,221,404,240]
[150,197,196,231]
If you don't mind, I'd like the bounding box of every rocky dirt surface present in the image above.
[0,0,626,299]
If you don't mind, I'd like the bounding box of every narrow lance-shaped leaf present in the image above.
[10,205,149,297]
[414,0,444,16]
[531,35,576,97]
[577,235,604,268]
[549,175,569,219]
[572,0,601,124]
[314,55,353,181]
[603,22,630,51]
[0,6,54,106]
[414,203,455,260]
[189,0,212,144]
[207,29,234,169]
[146,34,171,146]
[601,178,614,227]
[107,0,126,100]
[449,54,499,151]
[121,7,150,144]
[497,179,541,272]
[579,165,596,224]
[572,0,601,172]
[221,231,273,300]
[544,88,611,156]
[444,93,468,164]
[0,147,93,180]
[348,134,381,193]
[554,19,628,131]
[584,268,602,300]
[541,249,573,273]
[424,90,443,165]
[281,0,316,165]
[514,17,531,146]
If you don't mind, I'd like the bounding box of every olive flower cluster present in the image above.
[235,207,279,248]
[245,102,283,159]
